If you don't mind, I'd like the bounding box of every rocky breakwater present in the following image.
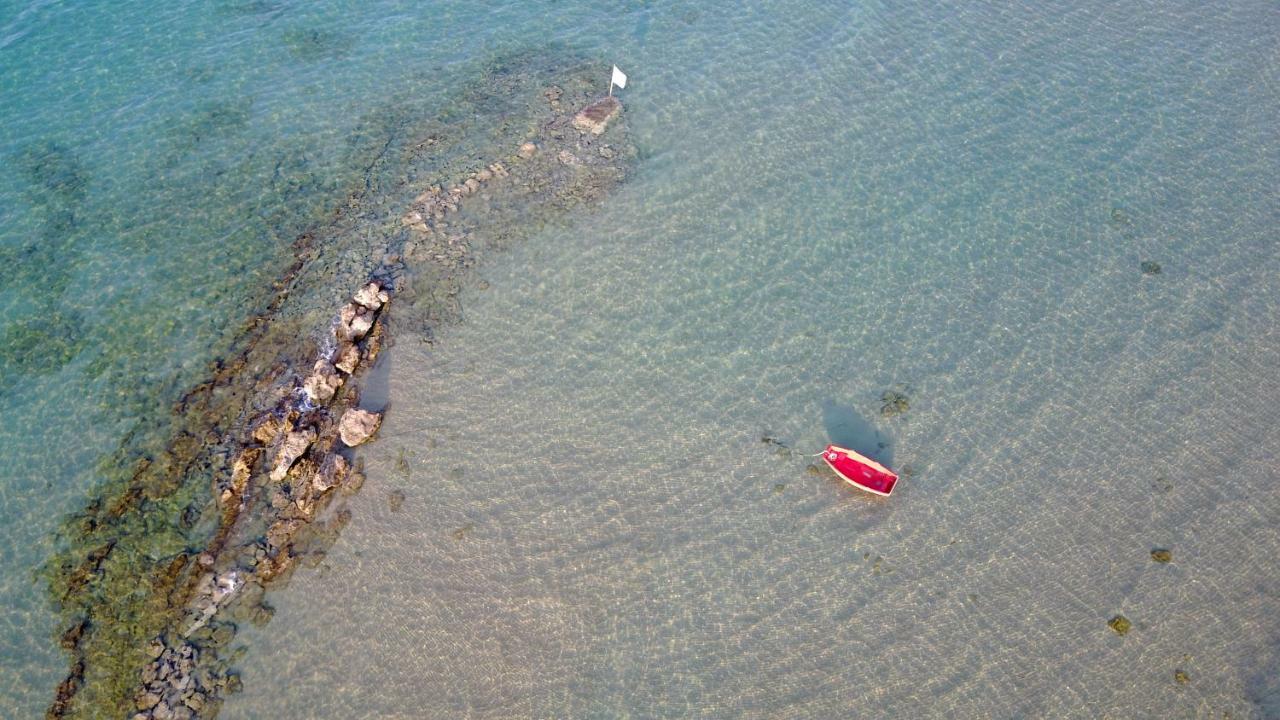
[129,282,388,720]
[44,58,633,720]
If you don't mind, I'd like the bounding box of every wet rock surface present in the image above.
[43,53,634,720]
[338,408,382,447]
[572,95,621,134]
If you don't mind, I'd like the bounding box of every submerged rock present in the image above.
[880,389,910,417]
[1140,260,1162,276]
[1150,548,1173,563]
[338,408,381,447]
[572,96,621,135]
[270,428,317,481]
[218,448,260,506]
[517,142,537,159]
[1108,615,1132,636]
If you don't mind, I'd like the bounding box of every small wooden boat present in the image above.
[821,444,898,497]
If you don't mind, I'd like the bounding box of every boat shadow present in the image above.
[821,399,893,468]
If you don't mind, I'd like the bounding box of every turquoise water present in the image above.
[3,0,1279,717]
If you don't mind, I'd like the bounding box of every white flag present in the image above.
[611,65,627,90]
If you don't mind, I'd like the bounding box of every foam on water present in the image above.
[2,0,1278,717]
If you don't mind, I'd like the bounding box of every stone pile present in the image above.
[133,281,390,720]
[83,85,632,720]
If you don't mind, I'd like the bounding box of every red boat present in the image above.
[821,444,898,497]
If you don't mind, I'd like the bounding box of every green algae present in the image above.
[1108,615,1132,636]
[41,48,635,719]
[880,388,910,418]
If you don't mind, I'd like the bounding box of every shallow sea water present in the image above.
[3,0,1279,718]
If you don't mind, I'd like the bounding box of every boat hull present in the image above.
[821,444,898,497]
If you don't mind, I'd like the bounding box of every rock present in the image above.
[517,142,537,160]
[265,518,302,551]
[476,169,493,182]
[489,162,508,177]
[270,428,317,481]
[251,415,284,445]
[313,455,348,494]
[400,210,423,227]
[1151,548,1173,563]
[352,282,388,311]
[464,178,481,193]
[338,408,382,447]
[152,702,174,720]
[220,448,260,505]
[337,303,374,341]
[572,96,621,135]
[353,280,386,308]
[557,150,581,166]
[136,692,162,710]
[1174,669,1190,685]
[302,360,343,404]
[334,342,360,374]
[340,468,366,495]
[544,86,563,103]
[1140,260,1162,275]
[1108,614,1132,636]
[598,145,615,159]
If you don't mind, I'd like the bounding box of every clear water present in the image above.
[3,0,1278,718]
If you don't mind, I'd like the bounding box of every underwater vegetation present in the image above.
[18,141,90,204]
[880,387,911,418]
[0,309,86,384]
[1108,615,1133,636]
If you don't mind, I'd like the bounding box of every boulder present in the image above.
[352,282,388,311]
[313,455,348,494]
[337,303,374,341]
[302,360,343,404]
[334,342,360,374]
[270,428,317,481]
[572,96,621,135]
[338,408,382,447]
[517,142,537,160]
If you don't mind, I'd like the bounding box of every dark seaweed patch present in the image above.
[18,141,89,203]
[282,27,352,62]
